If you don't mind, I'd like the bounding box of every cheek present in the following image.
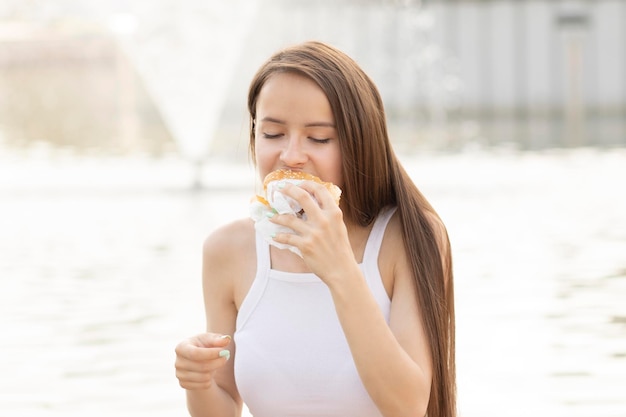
[254,142,275,177]
[325,147,344,187]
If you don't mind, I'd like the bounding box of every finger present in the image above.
[278,182,322,216]
[175,349,230,372]
[269,209,302,231]
[176,341,231,363]
[178,379,213,391]
[176,369,216,390]
[194,333,232,348]
[272,229,301,248]
[175,333,231,359]
[175,348,231,391]
[297,180,338,210]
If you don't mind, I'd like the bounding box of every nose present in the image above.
[280,136,307,166]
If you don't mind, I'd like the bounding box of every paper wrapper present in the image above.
[249,179,308,257]
[250,170,342,257]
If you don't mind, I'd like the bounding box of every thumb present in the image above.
[194,332,232,348]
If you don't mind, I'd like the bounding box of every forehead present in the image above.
[260,71,321,97]
[255,72,333,123]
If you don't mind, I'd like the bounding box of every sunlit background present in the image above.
[1,1,625,416]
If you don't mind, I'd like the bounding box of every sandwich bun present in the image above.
[263,169,342,205]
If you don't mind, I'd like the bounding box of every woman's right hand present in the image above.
[175,333,232,390]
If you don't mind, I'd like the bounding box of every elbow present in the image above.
[414,401,429,417]
[398,377,431,417]
[369,359,432,417]
[400,398,429,417]
[380,383,430,417]
[381,401,428,417]
[402,371,430,417]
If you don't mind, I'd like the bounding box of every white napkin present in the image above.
[249,179,307,257]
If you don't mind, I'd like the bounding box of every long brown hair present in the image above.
[248,41,456,417]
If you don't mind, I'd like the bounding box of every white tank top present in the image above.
[234,207,396,417]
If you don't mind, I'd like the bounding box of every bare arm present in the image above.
[327,217,432,417]
[175,221,250,417]
[271,183,433,417]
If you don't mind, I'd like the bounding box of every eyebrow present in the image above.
[259,116,336,128]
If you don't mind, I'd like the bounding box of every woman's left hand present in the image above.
[269,181,358,287]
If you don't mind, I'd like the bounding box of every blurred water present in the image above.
[0,148,625,417]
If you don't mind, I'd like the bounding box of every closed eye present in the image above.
[262,133,283,139]
[309,137,331,144]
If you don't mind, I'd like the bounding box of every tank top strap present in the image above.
[255,232,271,272]
[236,233,271,331]
[362,206,397,266]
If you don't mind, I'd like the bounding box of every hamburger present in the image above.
[249,170,341,256]
[262,169,342,206]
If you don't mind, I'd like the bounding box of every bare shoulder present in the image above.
[379,208,451,293]
[201,218,254,405]
[422,209,452,287]
[203,218,255,260]
[381,209,405,252]
[202,218,256,308]
[378,210,406,297]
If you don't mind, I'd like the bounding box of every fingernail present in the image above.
[219,350,231,360]
[270,232,276,239]
[277,181,286,189]
[219,334,232,341]
[265,211,275,218]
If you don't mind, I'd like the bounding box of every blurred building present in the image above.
[0,0,624,155]
[0,20,174,155]
[217,0,625,151]
[424,0,625,149]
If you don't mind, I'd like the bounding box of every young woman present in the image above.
[175,41,456,417]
